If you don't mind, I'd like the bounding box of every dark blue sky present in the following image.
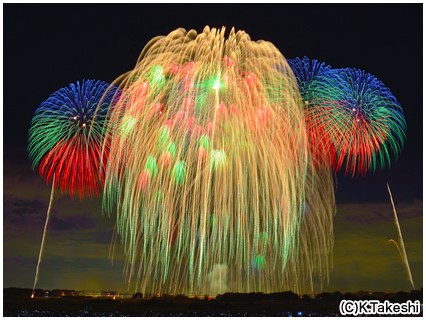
[3,3,423,293]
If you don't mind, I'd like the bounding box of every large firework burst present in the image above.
[299,66,406,176]
[102,27,336,295]
[28,80,118,198]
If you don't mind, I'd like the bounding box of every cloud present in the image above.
[3,196,47,230]
[49,214,97,232]
[5,198,46,217]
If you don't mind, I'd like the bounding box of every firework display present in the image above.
[28,80,118,199]
[28,26,406,296]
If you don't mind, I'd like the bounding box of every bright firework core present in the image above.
[101,26,336,295]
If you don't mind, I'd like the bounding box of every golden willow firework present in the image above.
[102,26,335,295]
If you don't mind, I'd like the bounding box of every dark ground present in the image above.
[3,288,423,317]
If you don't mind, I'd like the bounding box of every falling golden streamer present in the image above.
[100,26,335,295]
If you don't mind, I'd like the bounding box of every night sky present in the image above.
[3,4,423,294]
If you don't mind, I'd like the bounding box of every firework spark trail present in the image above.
[388,239,403,259]
[31,175,55,298]
[387,184,415,290]
[102,26,336,295]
